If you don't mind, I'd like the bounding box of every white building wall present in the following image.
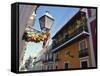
[19,5,37,69]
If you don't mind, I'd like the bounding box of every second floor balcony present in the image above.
[52,25,89,52]
[79,48,89,58]
[42,56,54,63]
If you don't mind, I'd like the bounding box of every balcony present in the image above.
[42,57,53,63]
[79,48,89,58]
[52,25,89,51]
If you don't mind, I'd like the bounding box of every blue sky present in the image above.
[34,6,80,37]
[24,5,80,61]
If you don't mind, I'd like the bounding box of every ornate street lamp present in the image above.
[39,11,54,32]
[39,11,54,48]
[22,11,54,47]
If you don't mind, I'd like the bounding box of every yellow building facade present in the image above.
[53,38,92,69]
[51,10,93,70]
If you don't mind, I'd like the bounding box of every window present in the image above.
[63,29,68,38]
[79,40,87,50]
[47,64,53,70]
[63,32,69,39]
[64,62,69,69]
[81,61,88,68]
[49,53,52,59]
[54,53,59,62]
[58,34,63,42]
[80,59,89,68]
[53,39,57,45]
[55,53,59,59]
[49,53,53,61]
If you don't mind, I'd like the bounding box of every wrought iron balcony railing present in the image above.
[52,25,88,50]
[42,57,54,63]
[79,48,89,58]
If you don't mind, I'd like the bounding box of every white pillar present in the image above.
[81,8,96,67]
